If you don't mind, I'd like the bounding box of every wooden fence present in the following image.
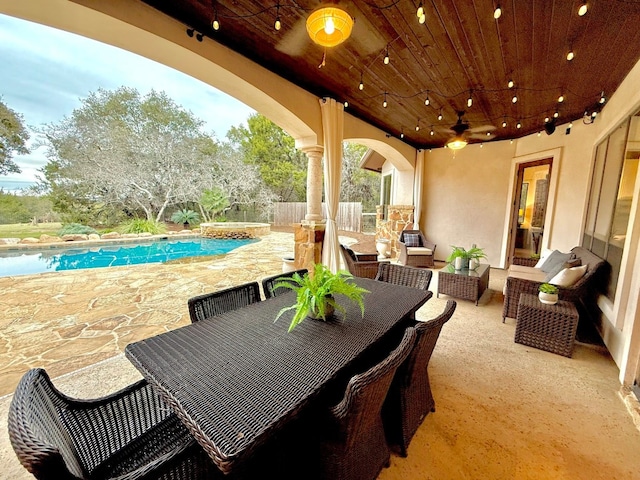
[273,202,363,232]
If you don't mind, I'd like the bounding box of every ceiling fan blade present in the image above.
[469,132,496,140]
[468,124,497,133]
[435,126,455,134]
[274,18,312,57]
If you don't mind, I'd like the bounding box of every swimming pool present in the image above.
[0,237,257,277]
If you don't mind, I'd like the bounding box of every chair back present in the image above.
[8,368,87,479]
[375,263,433,290]
[339,244,383,279]
[383,300,456,456]
[399,230,424,247]
[331,328,416,448]
[188,281,261,323]
[262,269,308,299]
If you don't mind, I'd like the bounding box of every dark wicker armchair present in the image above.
[382,300,456,457]
[318,328,416,480]
[375,263,433,291]
[187,281,261,322]
[261,269,308,299]
[340,244,388,279]
[398,230,436,268]
[8,368,218,480]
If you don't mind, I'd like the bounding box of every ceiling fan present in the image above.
[439,111,497,150]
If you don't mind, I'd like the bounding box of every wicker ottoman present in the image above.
[515,294,579,357]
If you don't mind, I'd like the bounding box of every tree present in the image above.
[340,143,380,211]
[199,187,230,221]
[0,99,30,175]
[227,114,307,202]
[39,87,217,222]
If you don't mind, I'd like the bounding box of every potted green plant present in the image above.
[446,245,486,270]
[274,263,370,332]
[538,283,559,305]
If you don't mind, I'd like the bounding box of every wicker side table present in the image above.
[437,264,490,306]
[515,293,579,357]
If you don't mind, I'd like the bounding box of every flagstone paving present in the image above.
[0,231,299,396]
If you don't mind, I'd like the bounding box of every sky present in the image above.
[0,13,255,192]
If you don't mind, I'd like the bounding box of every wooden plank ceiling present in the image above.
[142,0,640,149]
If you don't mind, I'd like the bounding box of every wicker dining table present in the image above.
[125,277,431,475]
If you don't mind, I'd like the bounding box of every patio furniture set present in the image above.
[9,264,456,480]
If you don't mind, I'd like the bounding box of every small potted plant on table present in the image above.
[538,283,559,305]
[274,263,369,332]
[446,245,487,270]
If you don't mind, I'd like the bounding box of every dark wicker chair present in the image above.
[398,230,436,268]
[382,300,456,457]
[340,244,389,279]
[374,263,433,291]
[8,368,218,480]
[187,281,261,323]
[318,328,416,480]
[511,256,539,267]
[261,269,308,299]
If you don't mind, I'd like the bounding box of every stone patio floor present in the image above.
[0,231,301,396]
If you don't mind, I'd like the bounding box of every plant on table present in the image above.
[538,282,559,305]
[446,245,486,269]
[274,263,370,332]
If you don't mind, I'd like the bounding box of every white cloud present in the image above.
[0,13,255,189]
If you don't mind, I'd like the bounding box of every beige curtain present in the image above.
[320,98,344,272]
[412,150,424,231]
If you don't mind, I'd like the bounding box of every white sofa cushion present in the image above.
[549,264,588,287]
[406,247,433,256]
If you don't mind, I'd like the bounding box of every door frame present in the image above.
[506,159,553,264]
[500,148,562,268]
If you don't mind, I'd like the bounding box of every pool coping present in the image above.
[0,232,201,253]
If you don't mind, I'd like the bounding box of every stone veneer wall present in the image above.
[293,223,325,272]
[200,222,270,239]
[375,205,415,259]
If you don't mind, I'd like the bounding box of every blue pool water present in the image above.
[0,237,257,277]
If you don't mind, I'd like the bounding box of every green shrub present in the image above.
[119,218,167,235]
[170,209,200,226]
[58,223,98,236]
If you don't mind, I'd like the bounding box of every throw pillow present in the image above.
[544,258,582,282]
[534,248,555,268]
[549,264,588,287]
[539,250,572,273]
[404,233,420,247]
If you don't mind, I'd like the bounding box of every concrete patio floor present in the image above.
[2,231,640,479]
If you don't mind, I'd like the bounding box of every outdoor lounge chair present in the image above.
[340,244,389,279]
[398,230,436,268]
[187,281,261,322]
[374,263,433,291]
[8,368,218,480]
[262,269,308,299]
[318,328,416,480]
[382,300,456,457]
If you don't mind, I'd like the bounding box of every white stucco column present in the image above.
[301,147,324,222]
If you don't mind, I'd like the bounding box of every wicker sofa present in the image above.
[502,246,607,321]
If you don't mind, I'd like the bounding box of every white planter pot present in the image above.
[469,258,479,270]
[376,239,391,258]
[538,292,558,305]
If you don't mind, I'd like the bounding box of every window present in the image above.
[381,174,392,219]
[582,109,640,300]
